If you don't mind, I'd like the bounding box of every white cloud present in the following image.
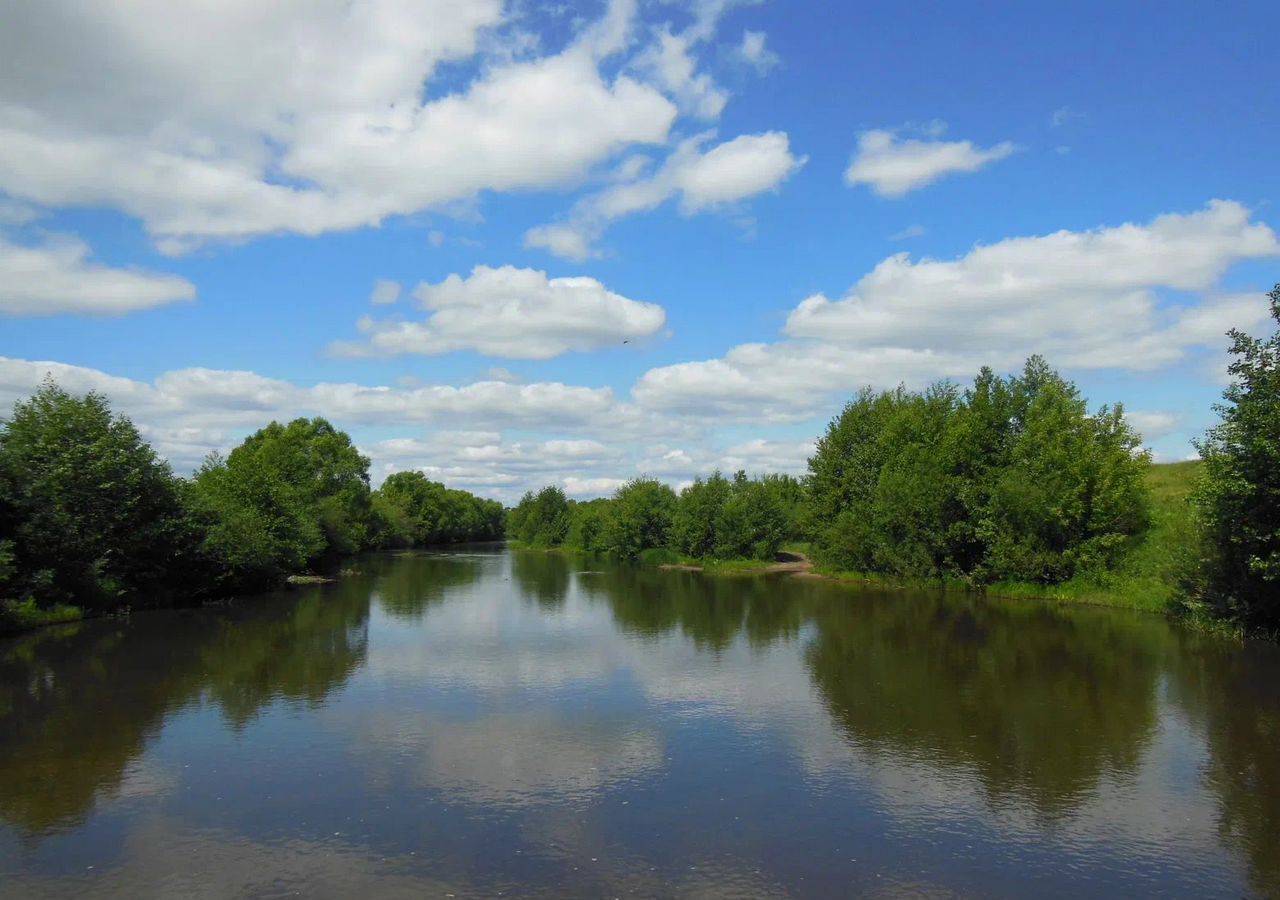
[845,126,1017,197]
[564,476,629,497]
[636,27,728,120]
[786,201,1278,364]
[1125,411,1179,442]
[736,30,779,73]
[333,265,666,359]
[369,279,401,305]
[0,233,195,316]
[526,131,805,260]
[635,201,1280,420]
[0,355,624,474]
[0,0,682,248]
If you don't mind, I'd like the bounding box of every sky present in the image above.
[1,0,1278,502]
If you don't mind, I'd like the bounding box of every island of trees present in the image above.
[2,285,1278,635]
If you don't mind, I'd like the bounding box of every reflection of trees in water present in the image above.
[586,568,1176,820]
[803,592,1172,819]
[0,585,370,836]
[511,551,571,610]
[582,567,805,651]
[1162,635,1280,898]
[369,551,486,620]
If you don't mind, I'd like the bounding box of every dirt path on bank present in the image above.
[660,551,814,575]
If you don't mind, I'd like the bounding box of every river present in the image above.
[1,547,1277,898]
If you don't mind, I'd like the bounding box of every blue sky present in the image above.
[1,0,1277,500]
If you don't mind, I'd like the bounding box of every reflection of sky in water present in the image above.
[1,549,1277,898]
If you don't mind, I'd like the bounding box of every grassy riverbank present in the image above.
[806,462,1202,615]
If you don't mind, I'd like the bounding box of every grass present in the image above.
[986,461,1202,613]
[0,597,84,634]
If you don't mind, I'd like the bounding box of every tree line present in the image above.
[2,284,1277,633]
[0,380,501,626]
[508,285,1280,633]
[507,470,806,563]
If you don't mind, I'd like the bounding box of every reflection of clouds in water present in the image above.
[3,812,798,900]
[108,760,180,803]
[338,710,664,809]
[2,816,468,900]
[365,575,624,692]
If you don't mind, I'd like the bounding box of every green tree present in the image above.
[605,478,677,559]
[567,498,614,552]
[715,478,789,560]
[1192,284,1280,629]
[806,358,1150,585]
[509,486,571,547]
[225,418,374,559]
[670,472,731,558]
[0,379,193,610]
[982,359,1148,583]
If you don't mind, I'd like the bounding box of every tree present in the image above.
[1193,284,1280,629]
[806,358,1150,584]
[372,471,504,547]
[225,418,374,559]
[671,472,731,558]
[509,486,571,547]
[0,379,193,609]
[567,498,613,552]
[605,478,677,559]
[715,478,789,560]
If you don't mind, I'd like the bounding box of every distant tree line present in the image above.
[0,379,501,626]
[508,471,805,563]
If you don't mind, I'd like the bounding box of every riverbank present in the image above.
[657,463,1205,619]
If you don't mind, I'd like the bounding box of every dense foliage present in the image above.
[0,380,194,610]
[806,358,1150,585]
[374,471,504,548]
[0,382,503,624]
[1191,285,1280,630]
[517,471,795,563]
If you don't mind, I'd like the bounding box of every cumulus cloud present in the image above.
[526,131,805,260]
[333,265,666,359]
[0,355,623,475]
[785,200,1278,366]
[0,0,685,248]
[845,126,1017,197]
[636,201,1280,420]
[0,233,195,316]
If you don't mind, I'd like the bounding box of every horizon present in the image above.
[2,0,1277,502]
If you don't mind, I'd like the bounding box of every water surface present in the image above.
[1,548,1278,898]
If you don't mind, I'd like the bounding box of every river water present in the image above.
[1,547,1277,898]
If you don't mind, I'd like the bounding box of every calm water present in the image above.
[1,549,1278,899]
